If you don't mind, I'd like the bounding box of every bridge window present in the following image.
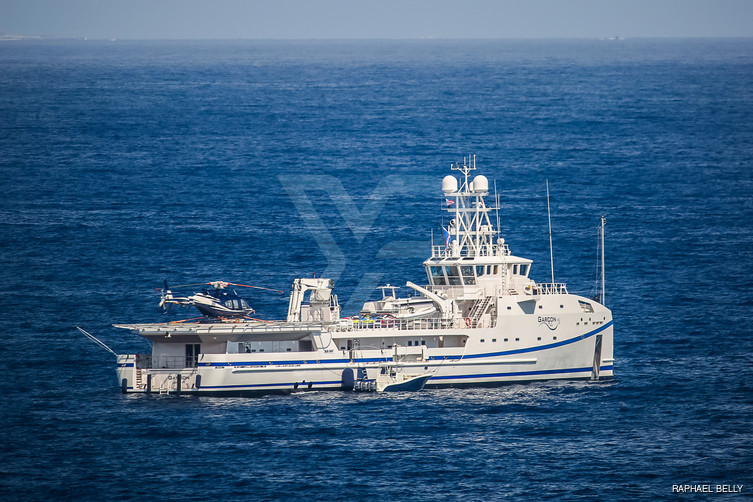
[520,264,529,276]
[447,266,461,286]
[513,264,519,274]
[460,266,475,285]
[429,266,446,285]
[476,266,485,276]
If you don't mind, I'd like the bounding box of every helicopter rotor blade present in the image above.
[155,279,284,294]
[226,282,284,294]
[158,278,181,313]
[169,282,213,289]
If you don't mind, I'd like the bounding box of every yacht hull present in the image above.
[116,319,613,395]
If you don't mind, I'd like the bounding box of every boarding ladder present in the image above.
[159,376,173,395]
[134,368,142,390]
[468,296,493,328]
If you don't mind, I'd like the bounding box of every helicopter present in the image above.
[158,280,283,319]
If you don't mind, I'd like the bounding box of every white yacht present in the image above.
[110,157,614,395]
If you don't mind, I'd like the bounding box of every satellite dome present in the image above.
[472,175,488,194]
[442,175,458,194]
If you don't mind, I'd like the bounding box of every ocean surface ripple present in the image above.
[1,39,752,501]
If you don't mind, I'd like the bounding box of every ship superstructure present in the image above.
[112,157,613,395]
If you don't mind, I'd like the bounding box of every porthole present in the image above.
[492,338,497,342]
[504,338,508,342]
[515,338,519,341]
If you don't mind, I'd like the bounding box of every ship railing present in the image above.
[424,284,472,299]
[533,283,569,295]
[430,243,510,259]
[334,317,453,332]
[135,354,152,369]
[154,355,199,369]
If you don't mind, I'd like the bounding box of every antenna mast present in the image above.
[600,215,606,305]
[494,179,500,238]
[546,179,555,284]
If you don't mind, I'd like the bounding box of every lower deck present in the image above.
[117,320,614,394]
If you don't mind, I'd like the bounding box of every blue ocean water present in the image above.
[1,39,752,500]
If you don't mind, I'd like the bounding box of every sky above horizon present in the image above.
[1,0,752,40]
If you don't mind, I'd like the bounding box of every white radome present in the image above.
[472,174,488,193]
[442,175,458,194]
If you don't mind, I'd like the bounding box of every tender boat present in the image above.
[107,157,614,395]
[376,367,432,393]
[350,345,433,393]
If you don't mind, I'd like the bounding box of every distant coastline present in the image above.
[0,33,43,41]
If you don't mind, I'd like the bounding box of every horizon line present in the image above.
[3,35,753,42]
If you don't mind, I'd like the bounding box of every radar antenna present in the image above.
[451,154,477,192]
[547,179,555,284]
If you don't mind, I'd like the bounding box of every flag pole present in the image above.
[547,179,555,284]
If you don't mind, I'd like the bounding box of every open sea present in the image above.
[1,39,752,500]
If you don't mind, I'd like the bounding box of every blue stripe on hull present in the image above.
[429,321,613,361]
[429,365,614,381]
[190,321,614,368]
[198,380,342,390]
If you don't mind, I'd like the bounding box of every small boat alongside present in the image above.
[377,368,432,393]
[350,345,433,393]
